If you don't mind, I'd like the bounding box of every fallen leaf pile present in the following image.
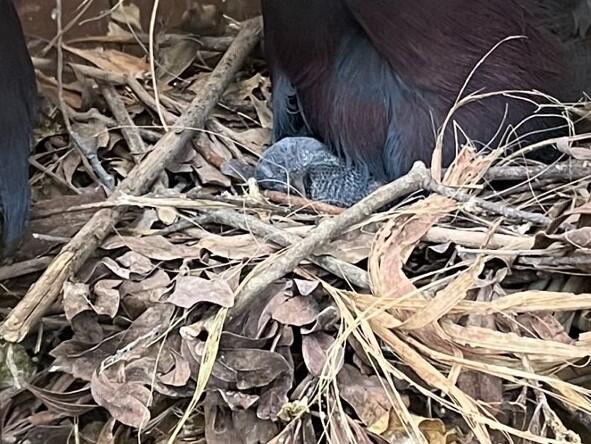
[3,3,591,444]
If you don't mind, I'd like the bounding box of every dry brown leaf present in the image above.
[96,418,117,444]
[337,364,393,433]
[271,296,320,327]
[370,196,458,301]
[93,280,121,318]
[217,390,259,410]
[120,269,171,296]
[302,332,343,377]
[101,257,131,279]
[159,353,191,387]
[51,336,121,381]
[457,370,503,417]
[193,151,232,187]
[157,38,200,84]
[110,3,142,31]
[60,150,82,187]
[195,133,234,168]
[63,282,92,321]
[556,137,591,160]
[204,394,279,444]
[542,227,591,249]
[294,279,320,296]
[107,21,134,39]
[167,275,234,308]
[116,251,155,275]
[27,385,95,416]
[224,73,266,102]
[384,412,454,444]
[198,232,274,260]
[215,349,292,389]
[321,229,374,263]
[102,235,202,261]
[216,123,271,156]
[38,81,82,109]
[91,371,151,428]
[65,45,148,76]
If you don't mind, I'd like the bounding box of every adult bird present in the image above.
[0,0,37,255]
[255,0,591,207]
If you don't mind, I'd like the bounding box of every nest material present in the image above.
[2,5,591,444]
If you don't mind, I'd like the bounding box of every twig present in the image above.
[424,226,533,250]
[485,161,591,182]
[263,190,345,215]
[53,0,115,191]
[519,254,591,268]
[101,84,147,157]
[126,78,178,125]
[33,57,128,85]
[0,257,53,281]
[28,158,82,195]
[65,34,234,53]
[66,106,163,142]
[227,158,574,320]
[0,17,263,343]
[228,161,428,321]
[205,209,370,289]
[423,177,554,227]
[40,0,96,56]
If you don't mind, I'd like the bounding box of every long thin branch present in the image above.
[228,162,428,321]
[0,17,263,343]
[227,158,571,321]
[485,161,591,182]
[423,177,553,227]
[205,209,371,289]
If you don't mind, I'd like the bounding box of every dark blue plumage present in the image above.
[0,0,37,254]
[258,0,591,206]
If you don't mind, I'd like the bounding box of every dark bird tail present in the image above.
[0,0,37,255]
[0,124,33,255]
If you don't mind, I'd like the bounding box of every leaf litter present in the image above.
[3,3,591,444]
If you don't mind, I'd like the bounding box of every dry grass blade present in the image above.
[167,308,228,444]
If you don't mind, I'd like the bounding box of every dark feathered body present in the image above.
[262,0,591,181]
[0,0,37,254]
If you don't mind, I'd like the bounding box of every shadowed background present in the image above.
[17,0,260,38]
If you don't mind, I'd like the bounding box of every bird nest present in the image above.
[2,6,591,444]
